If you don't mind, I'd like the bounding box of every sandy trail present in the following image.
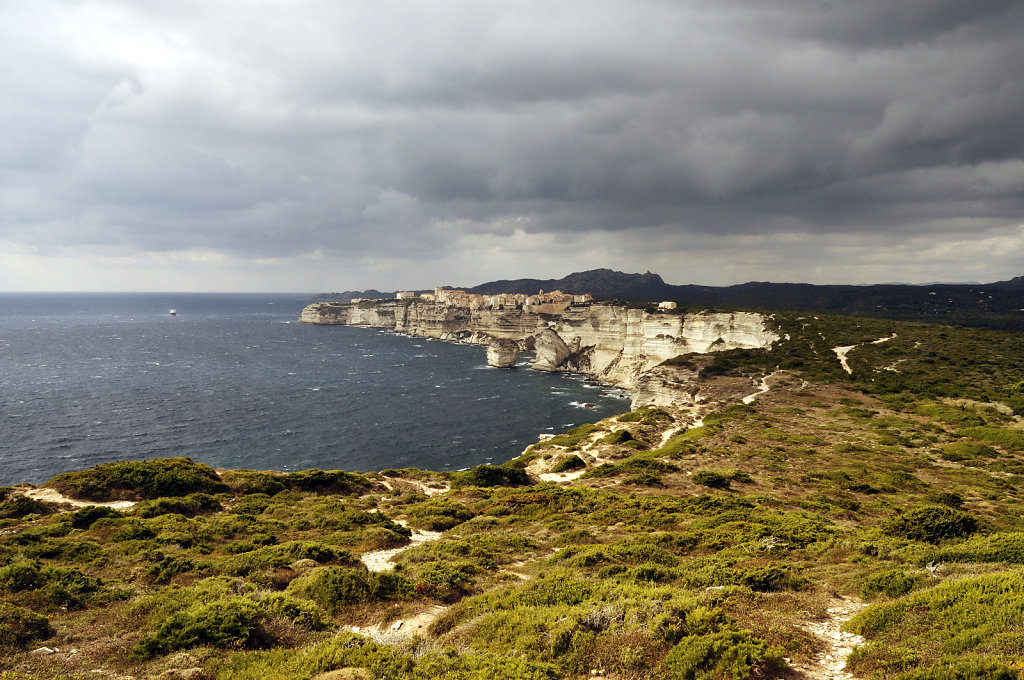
[741,375,772,404]
[832,334,897,375]
[378,477,449,497]
[347,604,449,643]
[360,520,442,572]
[21,488,136,510]
[791,597,867,680]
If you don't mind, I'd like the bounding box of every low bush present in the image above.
[956,427,1024,452]
[147,555,208,584]
[69,505,123,529]
[405,497,476,531]
[536,423,604,449]
[450,463,531,488]
[599,430,637,446]
[861,568,918,600]
[928,532,1024,564]
[895,657,1018,680]
[551,455,586,473]
[134,596,268,658]
[136,493,223,518]
[0,495,54,519]
[847,571,1024,675]
[286,566,411,614]
[0,603,53,648]
[693,471,731,489]
[660,630,785,680]
[283,469,373,495]
[941,442,999,463]
[882,506,981,544]
[617,407,673,424]
[46,457,228,501]
[0,561,104,609]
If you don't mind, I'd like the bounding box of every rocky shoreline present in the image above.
[299,300,778,408]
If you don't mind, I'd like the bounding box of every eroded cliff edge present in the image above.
[300,301,779,405]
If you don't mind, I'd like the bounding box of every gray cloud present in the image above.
[0,0,1022,290]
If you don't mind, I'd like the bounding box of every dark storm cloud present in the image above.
[1,0,1022,289]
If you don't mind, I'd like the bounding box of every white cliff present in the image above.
[299,301,778,392]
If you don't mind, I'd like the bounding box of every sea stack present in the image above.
[486,339,520,368]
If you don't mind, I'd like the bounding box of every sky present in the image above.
[2,1,1023,292]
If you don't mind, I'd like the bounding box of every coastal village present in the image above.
[352,286,596,315]
[351,286,679,314]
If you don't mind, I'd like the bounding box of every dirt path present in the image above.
[21,488,136,510]
[791,597,867,680]
[378,477,450,497]
[741,374,773,405]
[360,520,442,572]
[832,334,897,375]
[348,605,449,643]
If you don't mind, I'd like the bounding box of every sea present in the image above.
[0,293,630,487]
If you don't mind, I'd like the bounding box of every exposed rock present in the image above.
[486,339,520,368]
[299,301,778,391]
[532,329,572,371]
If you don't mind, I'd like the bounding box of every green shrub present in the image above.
[551,455,586,473]
[692,471,731,489]
[282,469,371,495]
[225,541,257,554]
[286,566,411,614]
[450,464,532,488]
[882,506,981,543]
[46,457,228,501]
[147,555,207,584]
[861,568,918,599]
[848,571,1024,673]
[660,630,785,680]
[133,596,268,658]
[599,430,637,446]
[0,495,53,519]
[925,492,964,508]
[536,423,604,449]
[957,427,1024,452]
[256,593,329,631]
[405,498,476,531]
[0,603,53,648]
[109,518,156,541]
[221,470,288,496]
[136,492,222,518]
[0,562,44,592]
[22,539,102,562]
[69,505,123,529]
[941,442,999,462]
[274,541,357,566]
[929,532,1024,564]
[896,657,1018,680]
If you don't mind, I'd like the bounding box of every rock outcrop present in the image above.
[299,301,778,395]
[532,329,572,372]
[486,339,520,368]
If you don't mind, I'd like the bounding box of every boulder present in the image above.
[486,339,520,368]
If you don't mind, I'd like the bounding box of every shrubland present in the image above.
[1,312,1024,678]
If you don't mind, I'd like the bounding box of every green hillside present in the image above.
[2,313,1023,680]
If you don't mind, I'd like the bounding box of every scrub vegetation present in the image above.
[2,312,1024,678]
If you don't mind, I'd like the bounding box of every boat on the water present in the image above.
[169,309,177,316]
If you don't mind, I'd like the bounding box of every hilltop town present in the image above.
[351,287,595,315]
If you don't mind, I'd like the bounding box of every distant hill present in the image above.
[321,269,1024,331]
[462,269,1024,331]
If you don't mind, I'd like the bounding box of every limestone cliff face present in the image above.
[299,301,778,394]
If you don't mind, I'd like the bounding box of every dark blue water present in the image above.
[0,293,629,486]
